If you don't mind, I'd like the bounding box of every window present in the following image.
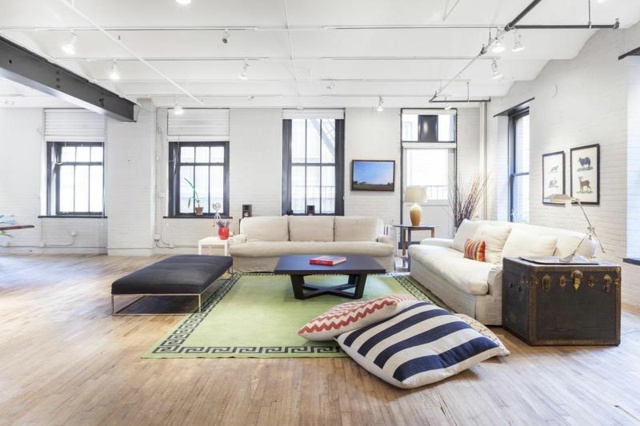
[47,142,104,215]
[401,109,457,201]
[282,118,344,215]
[168,142,229,216]
[509,110,530,222]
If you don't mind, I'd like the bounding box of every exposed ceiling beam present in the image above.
[0,35,136,121]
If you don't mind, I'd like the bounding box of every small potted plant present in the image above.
[216,219,231,240]
[184,178,204,215]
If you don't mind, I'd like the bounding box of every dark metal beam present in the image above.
[0,35,136,122]
[619,46,640,60]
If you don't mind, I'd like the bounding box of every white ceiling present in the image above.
[0,0,639,111]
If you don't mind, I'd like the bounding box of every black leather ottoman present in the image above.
[111,255,232,315]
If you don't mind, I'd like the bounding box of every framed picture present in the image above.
[542,151,565,203]
[351,160,395,191]
[570,144,600,204]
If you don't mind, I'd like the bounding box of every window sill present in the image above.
[38,215,107,219]
[163,215,233,219]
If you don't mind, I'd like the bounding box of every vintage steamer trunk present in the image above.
[502,257,621,346]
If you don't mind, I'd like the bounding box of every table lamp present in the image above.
[404,186,427,226]
[543,193,605,262]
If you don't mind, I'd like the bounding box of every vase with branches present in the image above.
[450,174,489,229]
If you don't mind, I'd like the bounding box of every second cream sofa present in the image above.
[229,215,395,273]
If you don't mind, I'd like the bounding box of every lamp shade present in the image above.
[404,186,427,226]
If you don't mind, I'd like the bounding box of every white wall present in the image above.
[487,22,640,306]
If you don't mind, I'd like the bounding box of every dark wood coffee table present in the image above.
[274,254,385,300]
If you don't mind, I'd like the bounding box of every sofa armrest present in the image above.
[487,265,503,296]
[419,238,454,248]
[377,234,394,246]
[228,234,247,245]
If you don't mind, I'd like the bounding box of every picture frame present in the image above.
[542,151,565,203]
[351,160,395,191]
[570,143,600,204]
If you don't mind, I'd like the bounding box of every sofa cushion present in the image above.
[335,217,380,242]
[463,239,486,262]
[335,301,509,389]
[452,219,482,252]
[471,223,512,264]
[289,216,334,242]
[229,241,394,257]
[298,294,418,341]
[241,216,289,242]
[502,229,558,259]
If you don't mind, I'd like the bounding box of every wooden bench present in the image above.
[111,255,232,315]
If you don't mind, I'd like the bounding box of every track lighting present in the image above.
[491,59,503,80]
[173,105,184,115]
[238,62,249,80]
[512,30,525,52]
[376,96,384,112]
[109,61,120,80]
[222,29,230,44]
[327,81,335,90]
[62,32,77,55]
[175,0,191,5]
[492,36,505,53]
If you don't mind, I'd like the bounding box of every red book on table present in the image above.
[309,255,347,266]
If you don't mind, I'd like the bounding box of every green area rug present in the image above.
[144,273,433,359]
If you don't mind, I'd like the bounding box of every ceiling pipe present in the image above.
[504,0,543,32]
[515,21,619,30]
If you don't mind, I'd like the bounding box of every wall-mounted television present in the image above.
[351,160,395,191]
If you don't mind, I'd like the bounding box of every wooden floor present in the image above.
[1,254,640,425]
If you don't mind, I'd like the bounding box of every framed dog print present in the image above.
[542,151,565,203]
[570,144,600,204]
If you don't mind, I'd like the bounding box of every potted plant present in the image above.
[184,178,204,215]
[216,219,231,240]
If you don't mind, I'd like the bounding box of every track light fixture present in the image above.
[62,32,77,55]
[222,29,230,44]
[512,30,525,52]
[492,34,505,53]
[173,105,184,115]
[491,59,503,80]
[326,81,335,90]
[238,62,249,80]
[377,96,384,112]
[109,60,120,80]
[175,0,191,5]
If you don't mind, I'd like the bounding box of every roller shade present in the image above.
[168,108,230,142]
[44,109,106,142]
[283,109,344,120]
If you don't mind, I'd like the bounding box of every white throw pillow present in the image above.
[335,302,510,389]
[501,229,558,259]
[471,223,512,264]
[452,219,482,252]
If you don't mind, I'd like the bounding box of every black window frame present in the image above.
[508,108,530,222]
[282,118,345,216]
[46,141,105,216]
[168,141,230,217]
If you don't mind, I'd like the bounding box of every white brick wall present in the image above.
[487,22,640,306]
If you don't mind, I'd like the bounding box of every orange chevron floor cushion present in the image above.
[298,294,418,341]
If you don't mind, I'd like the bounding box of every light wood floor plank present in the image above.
[1,254,640,425]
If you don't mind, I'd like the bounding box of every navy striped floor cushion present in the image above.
[335,301,509,389]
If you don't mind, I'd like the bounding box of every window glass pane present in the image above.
[514,115,530,173]
[91,146,103,162]
[321,166,335,214]
[210,166,224,215]
[292,120,306,163]
[512,175,530,223]
[306,119,321,163]
[211,147,224,163]
[76,146,90,162]
[61,146,75,162]
[405,149,449,200]
[194,166,209,210]
[181,146,195,163]
[321,120,336,164]
[291,166,306,214]
[180,166,194,213]
[195,146,209,163]
[60,165,74,212]
[438,115,455,142]
[306,166,320,210]
[74,165,89,212]
[89,166,103,212]
[401,114,418,141]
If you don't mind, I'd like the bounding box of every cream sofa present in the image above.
[229,216,395,273]
[408,220,596,325]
